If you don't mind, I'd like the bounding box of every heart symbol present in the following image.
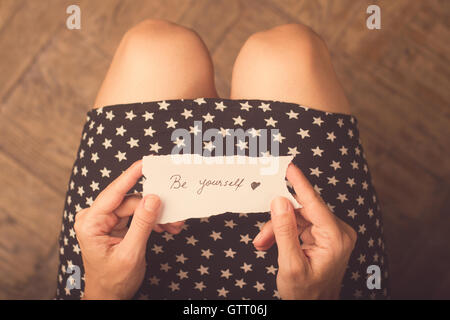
[251,182,261,190]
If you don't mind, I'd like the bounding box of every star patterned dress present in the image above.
[55,98,390,300]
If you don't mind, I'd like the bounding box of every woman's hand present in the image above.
[253,163,357,300]
[74,160,181,299]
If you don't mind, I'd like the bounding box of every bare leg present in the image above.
[94,19,219,109]
[230,23,350,115]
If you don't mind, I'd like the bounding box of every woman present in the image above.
[55,20,389,299]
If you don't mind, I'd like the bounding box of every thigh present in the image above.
[230,23,350,115]
[94,19,218,108]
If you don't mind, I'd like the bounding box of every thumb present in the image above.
[120,194,161,253]
[270,196,305,263]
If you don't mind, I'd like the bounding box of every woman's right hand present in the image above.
[253,163,357,299]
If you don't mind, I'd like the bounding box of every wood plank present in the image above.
[0,152,60,299]
[177,0,240,52]
[0,0,67,101]
[0,30,109,193]
[0,0,24,32]
[79,0,196,56]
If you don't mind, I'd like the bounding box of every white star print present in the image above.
[310,167,323,177]
[149,276,160,285]
[194,281,206,291]
[224,219,237,229]
[168,281,180,292]
[339,145,348,155]
[253,281,265,292]
[312,116,324,126]
[116,125,126,136]
[144,126,156,137]
[217,287,229,297]
[240,101,252,111]
[330,160,341,170]
[197,265,209,275]
[326,132,336,142]
[160,263,172,272]
[90,181,99,191]
[203,113,215,123]
[327,176,339,186]
[273,132,285,143]
[265,117,277,127]
[203,141,215,152]
[186,235,199,246]
[194,98,206,105]
[235,278,246,288]
[254,250,267,259]
[236,140,248,150]
[166,118,178,128]
[258,103,271,112]
[240,262,253,273]
[126,137,139,148]
[91,152,99,163]
[151,244,164,254]
[158,101,170,110]
[297,128,310,139]
[162,232,174,241]
[224,248,237,258]
[240,234,252,244]
[176,270,188,280]
[115,151,127,162]
[174,137,186,148]
[150,142,162,153]
[220,269,233,279]
[311,146,324,156]
[288,146,300,156]
[96,124,104,135]
[248,128,261,138]
[337,193,348,203]
[286,110,299,119]
[181,108,193,119]
[175,254,188,264]
[102,138,112,149]
[105,111,115,120]
[125,110,136,120]
[348,209,357,219]
[266,265,278,275]
[210,231,222,241]
[218,127,230,137]
[142,111,154,121]
[201,249,214,259]
[233,115,246,126]
[215,102,227,111]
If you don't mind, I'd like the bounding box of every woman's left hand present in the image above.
[74,160,175,299]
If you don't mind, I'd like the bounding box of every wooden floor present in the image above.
[0,0,449,299]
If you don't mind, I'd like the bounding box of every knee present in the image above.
[119,19,207,61]
[240,23,330,68]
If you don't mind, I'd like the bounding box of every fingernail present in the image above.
[144,195,160,211]
[272,197,289,215]
[253,232,262,243]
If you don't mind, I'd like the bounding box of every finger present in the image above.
[253,212,309,250]
[120,194,161,253]
[81,213,120,237]
[113,195,141,218]
[252,220,276,251]
[153,224,165,233]
[286,163,337,227]
[90,160,143,215]
[160,221,185,234]
[270,196,306,263]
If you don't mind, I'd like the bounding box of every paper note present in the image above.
[142,154,300,224]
